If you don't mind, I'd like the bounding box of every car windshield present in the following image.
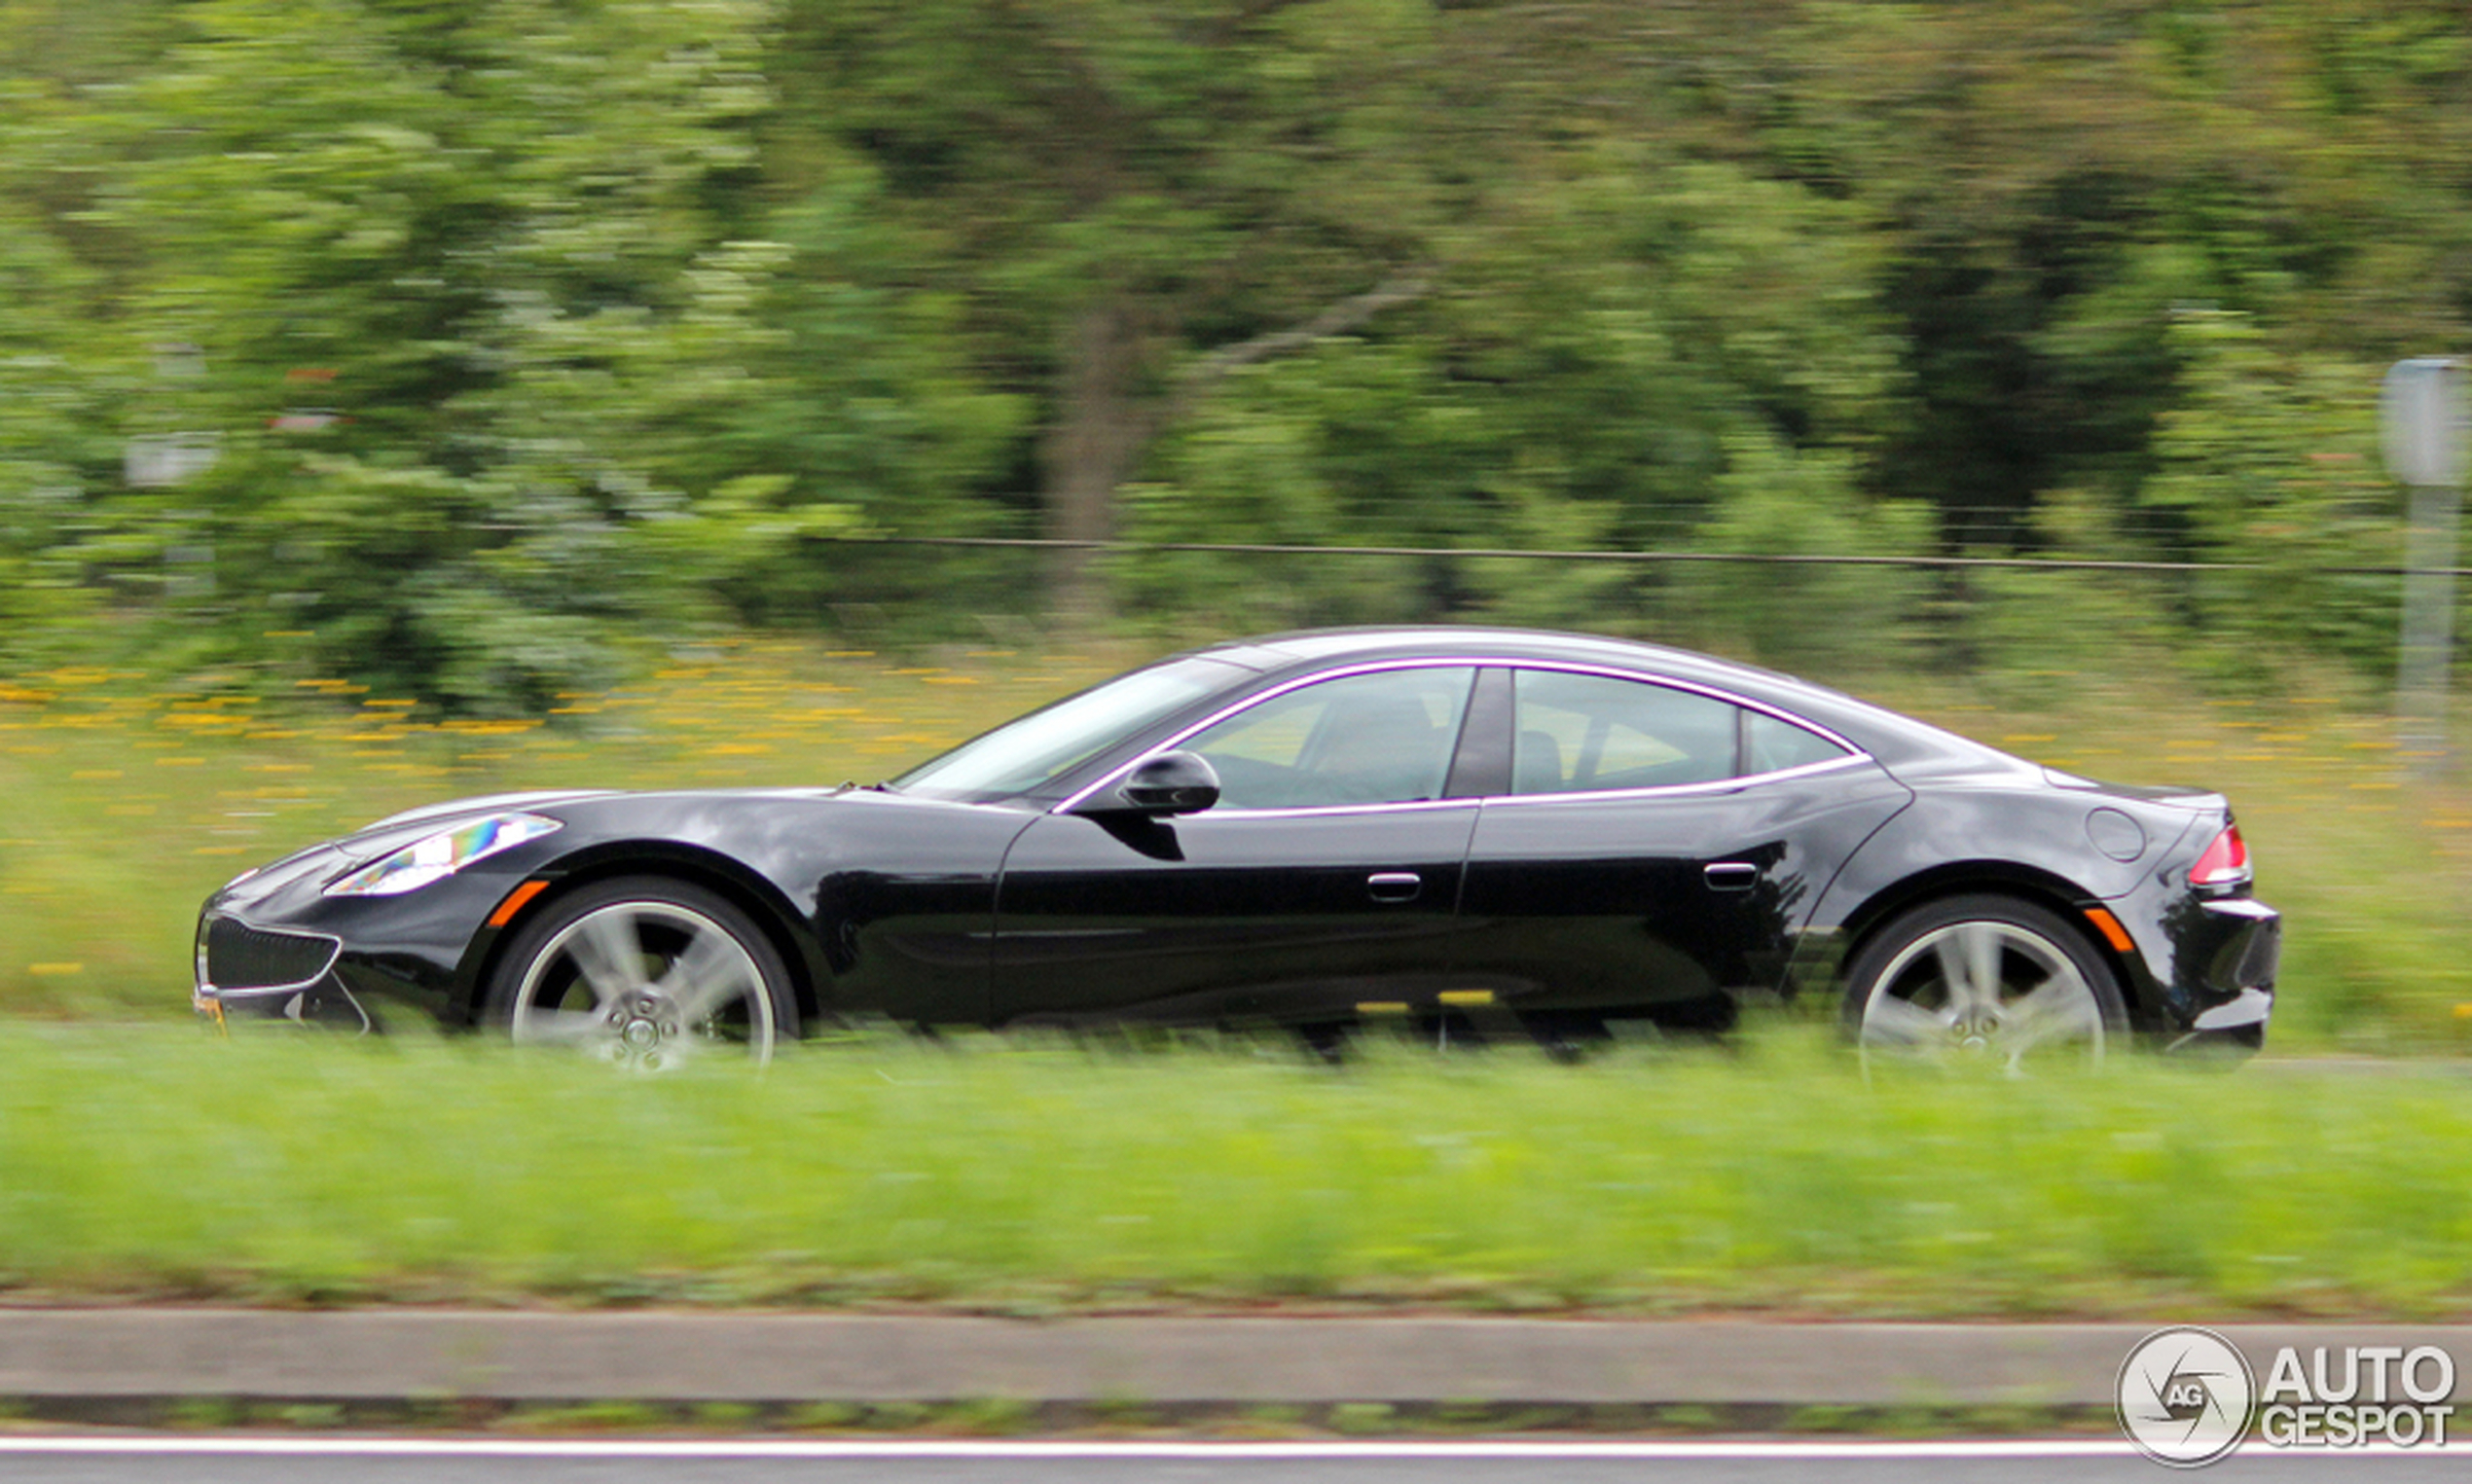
[891,656,1247,802]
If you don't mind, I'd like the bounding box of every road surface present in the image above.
[0,1436,2458,1483]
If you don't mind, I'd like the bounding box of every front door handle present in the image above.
[1368,871,1422,903]
[1704,862,1760,891]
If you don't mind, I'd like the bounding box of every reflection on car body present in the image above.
[196,627,2279,1069]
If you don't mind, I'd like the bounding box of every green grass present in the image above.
[9,636,2472,1048]
[0,1023,2467,1318]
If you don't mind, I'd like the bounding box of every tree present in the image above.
[71,0,1020,706]
[780,0,1450,616]
[1767,0,2472,540]
[1120,150,1924,660]
[2143,309,2394,676]
[7,0,2469,696]
[0,1,155,660]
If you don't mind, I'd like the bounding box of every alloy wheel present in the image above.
[507,899,777,1068]
[1857,918,2106,1071]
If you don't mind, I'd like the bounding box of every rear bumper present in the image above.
[2158,894,2280,1056]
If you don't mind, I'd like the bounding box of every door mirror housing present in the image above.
[1090,750,1220,816]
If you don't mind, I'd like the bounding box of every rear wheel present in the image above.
[1843,894,2125,1070]
[487,877,798,1068]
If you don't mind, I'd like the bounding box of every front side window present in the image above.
[894,656,1244,802]
[1510,670,1738,794]
[1185,667,1477,809]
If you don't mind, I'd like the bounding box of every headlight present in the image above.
[322,813,562,897]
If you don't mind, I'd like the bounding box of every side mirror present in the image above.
[1097,750,1220,816]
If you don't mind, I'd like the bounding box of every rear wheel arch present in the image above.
[1833,865,2141,1020]
[1840,890,2130,1064]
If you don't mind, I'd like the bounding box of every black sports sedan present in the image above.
[195,628,2280,1067]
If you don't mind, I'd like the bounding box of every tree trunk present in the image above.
[1039,296,1157,624]
[1036,271,1432,624]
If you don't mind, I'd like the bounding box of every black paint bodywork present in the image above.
[195,627,2280,1051]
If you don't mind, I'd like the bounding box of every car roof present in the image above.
[1190,626,2004,772]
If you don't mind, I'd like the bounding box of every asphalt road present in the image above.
[0,1438,2462,1483]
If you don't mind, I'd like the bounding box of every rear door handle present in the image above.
[1704,862,1760,891]
[1368,872,1422,903]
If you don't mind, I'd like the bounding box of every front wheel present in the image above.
[1842,894,2127,1071]
[486,877,799,1068]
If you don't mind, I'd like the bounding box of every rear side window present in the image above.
[1745,709,1850,774]
[1506,671,1852,795]
[1510,671,1737,794]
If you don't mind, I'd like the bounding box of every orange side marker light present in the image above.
[2083,906,2135,955]
[488,880,552,928]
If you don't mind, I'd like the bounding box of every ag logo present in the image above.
[2118,1326,2257,1467]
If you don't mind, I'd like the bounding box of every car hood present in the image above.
[334,784,906,865]
[359,789,622,836]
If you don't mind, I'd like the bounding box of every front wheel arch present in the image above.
[481,873,803,1063]
[460,849,819,1029]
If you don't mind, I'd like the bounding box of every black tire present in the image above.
[1640,993,1738,1041]
[1516,1009,1617,1063]
[1841,893,2127,1068]
[485,876,799,1067]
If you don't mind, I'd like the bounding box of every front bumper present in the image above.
[193,912,371,1031]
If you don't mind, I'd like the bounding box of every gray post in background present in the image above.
[2381,358,2466,778]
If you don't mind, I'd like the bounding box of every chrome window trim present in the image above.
[1051,655,1869,817]
[1478,750,1875,807]
[1184,797,1484,822]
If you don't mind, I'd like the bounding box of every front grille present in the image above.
[201,917,340,991]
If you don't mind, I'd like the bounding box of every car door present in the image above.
[1453,667,1911,1014]
[989,665,1484,1026]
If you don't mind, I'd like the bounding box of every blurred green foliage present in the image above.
[2145,310,2399,680]
[1,0,2468,706]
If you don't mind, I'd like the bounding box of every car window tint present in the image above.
[1186,668,1476,809]
[1510,670,1737,793]
[892,656,1241,801]
[1745,709,1850,774]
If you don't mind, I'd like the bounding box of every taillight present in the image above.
[2191,822,2251,887]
